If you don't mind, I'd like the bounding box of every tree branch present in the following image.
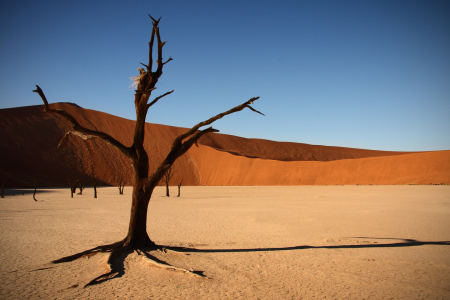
[173,97,261,146]
[147,15,161,74]
[245,104,265,116]
[181,127,219,151]
[147,90,174,110]
[155,26,163,74]
[162,57,173,65]
[33,85,132,158]
[146,96,262,189]
[57,131,97,148]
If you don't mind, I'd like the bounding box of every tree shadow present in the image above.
[2,189,55,196]
[83,248,129,287]
[164,238,450,253]
[50,237,449,288]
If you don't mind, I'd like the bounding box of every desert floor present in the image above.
[0,186,449,299]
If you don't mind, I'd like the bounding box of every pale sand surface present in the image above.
[0,186,449,299]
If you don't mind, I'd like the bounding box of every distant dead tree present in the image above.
[33,180,38,202]
[161,167,177,197]
[1,173,7,198]
[68,179,78,198]
[33,15,263,286]
[77,180,84,195]
[91,166,97,199]
[177,179,183,197]
[118,175,125,195]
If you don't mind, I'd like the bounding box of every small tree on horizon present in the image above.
[33,15,263,286]
[77,180,84,195]
[1,173,7,198]
[91,166,97,199]
[68,179,78,198]
[177,179,183,197]
[117,175,125,195]
[33,180,38,202]
[161,167,177,197]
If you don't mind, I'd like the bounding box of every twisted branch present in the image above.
[33,85,132,158]
[147,97,262,187]
[173,97,261,146]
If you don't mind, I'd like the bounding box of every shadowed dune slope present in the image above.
[1,103,448,187]
[199,133,411,161]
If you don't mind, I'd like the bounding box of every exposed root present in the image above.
[137,249,208,279]
[51,240,206,288]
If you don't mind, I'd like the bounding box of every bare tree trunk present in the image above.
[68,179,77,198]
[117,174,125,195]
[177,180,182,197]
[1,175,6,198]
[92,167,97,199]
[122,177,156,248]
[161,167,177,197]
[33,180,38,201]
[77,180,84,195]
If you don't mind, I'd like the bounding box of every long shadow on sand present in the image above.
[165,238,450,253]
[49,238,449,287]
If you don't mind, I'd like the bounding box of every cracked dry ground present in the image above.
[1,186,449,299]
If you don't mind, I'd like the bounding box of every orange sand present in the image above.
[1,103,449,187]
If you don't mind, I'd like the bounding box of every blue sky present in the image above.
[1,0,449,151]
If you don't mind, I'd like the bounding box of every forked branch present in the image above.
[174,97,262,147]
[33,85,131,158]
[148,97,263,186]
[147,15,161,74]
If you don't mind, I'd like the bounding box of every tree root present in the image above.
[137,249,207,279]
[51,240,206,288]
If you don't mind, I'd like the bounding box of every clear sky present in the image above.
[1,0,449,151]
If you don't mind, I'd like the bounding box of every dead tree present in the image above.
[177,179,183,197]
[77,180,84,195]
[161,167,177,197]
[33,15,263,286]
[118,176,125,195]
[33,180,38,202]
[1,174,6,198]
[68,179,78,198]
[91,166,97,198]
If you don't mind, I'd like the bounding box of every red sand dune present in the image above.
[1,103,449,187]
